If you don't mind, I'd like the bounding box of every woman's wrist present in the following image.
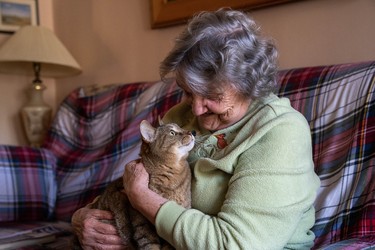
[124,161,168,224]
[130,187,168,225]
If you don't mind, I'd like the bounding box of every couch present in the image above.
[0,61,374,249]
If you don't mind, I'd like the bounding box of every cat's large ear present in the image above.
[158,116,164,126]
[140,120,156,143]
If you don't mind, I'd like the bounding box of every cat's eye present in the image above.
[170,130,176,136]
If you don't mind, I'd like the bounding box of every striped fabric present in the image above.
[316,236,375,250]
[0,146,57,221]
[43,80,183,221]
[0,61,373,248]
[277,61,375,249]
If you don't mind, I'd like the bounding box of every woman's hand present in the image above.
[123,160,150,203]
[71,206,126,249]
[123,160,168,224]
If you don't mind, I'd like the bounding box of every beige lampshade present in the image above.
[0,25,81,77]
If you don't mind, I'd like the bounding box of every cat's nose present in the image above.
[191,130,196,136]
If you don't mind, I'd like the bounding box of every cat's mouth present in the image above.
[181,134,195,151]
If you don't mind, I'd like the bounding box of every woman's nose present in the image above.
[191,96,207,116]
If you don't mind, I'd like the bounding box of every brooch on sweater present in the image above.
[214,133,228,149]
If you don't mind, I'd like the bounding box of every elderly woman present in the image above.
[72,9,320,249]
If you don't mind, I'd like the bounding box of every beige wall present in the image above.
[0,0,374,145]
[251,0,375,69]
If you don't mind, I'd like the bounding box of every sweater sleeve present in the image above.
[156,111,320,249]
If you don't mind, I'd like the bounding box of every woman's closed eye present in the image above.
[183,90,193,99]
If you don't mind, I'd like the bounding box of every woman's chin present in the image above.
[198,116,224,131]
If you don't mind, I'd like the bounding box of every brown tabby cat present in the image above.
[73,120,194,249]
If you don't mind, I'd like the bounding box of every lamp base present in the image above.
[21,82,52,147]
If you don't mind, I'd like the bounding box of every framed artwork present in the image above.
[150,0,296,29]
[0,0,38,33]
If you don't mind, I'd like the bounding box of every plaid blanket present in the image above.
[43,80,183,221]
[277,61,375,249]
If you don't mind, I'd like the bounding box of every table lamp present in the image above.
[0,25,81,147]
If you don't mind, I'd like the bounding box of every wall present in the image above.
[0,0,374,145]
[251,0,375,69]
[51,0,183,104]
[52,0,375,103]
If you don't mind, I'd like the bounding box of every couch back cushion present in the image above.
[43,80,183,221]
[277,61,375,248]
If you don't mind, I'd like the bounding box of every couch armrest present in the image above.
[0,146,57,222]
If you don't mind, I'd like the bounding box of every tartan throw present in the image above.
[277,61,375,249]
[0,146,57,221]
[43,80,183,221]
[315,236,375,250]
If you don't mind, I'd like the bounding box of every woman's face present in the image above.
[181,84,251,131]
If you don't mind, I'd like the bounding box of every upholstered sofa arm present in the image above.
[0,146,57,222]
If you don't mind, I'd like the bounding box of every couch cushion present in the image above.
[43,80,183,221]
[277,61,375,248]
[0,146,57,221]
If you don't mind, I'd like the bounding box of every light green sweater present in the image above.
[157,94,320,250]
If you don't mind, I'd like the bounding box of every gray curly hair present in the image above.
[160,8,279,99]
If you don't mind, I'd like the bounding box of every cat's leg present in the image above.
[106,179,137,248]
[129,208,162,250]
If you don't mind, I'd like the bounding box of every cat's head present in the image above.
[140,120,195,157]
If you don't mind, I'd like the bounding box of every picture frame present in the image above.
[0,0,38,33]
[150,0,296,29]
